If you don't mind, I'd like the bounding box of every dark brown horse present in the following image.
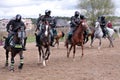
[53,31,64,48]
[65,20,88,59]
[36,21,51,66]
[83,26,95,44]
[4,27,25,72]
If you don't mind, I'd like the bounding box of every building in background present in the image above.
[0,18,34,31]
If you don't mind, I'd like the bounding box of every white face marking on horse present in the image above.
[95,22,100,28]
[82,22,85,26]
[45,25,49,36]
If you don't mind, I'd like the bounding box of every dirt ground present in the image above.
[0,38,120,80]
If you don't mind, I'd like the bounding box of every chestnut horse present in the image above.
[65,20,88,59]
[4,27,25,72]
[53,31,64,48]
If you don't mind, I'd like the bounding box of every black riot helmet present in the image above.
[45,10,51,16]
[97,16,101,21]
[74,11,80,17]
[15,14,22,22]
[101,15,105,21]
[80,14,85,20]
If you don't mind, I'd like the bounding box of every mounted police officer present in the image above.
[67,11,80,42]
[4,14,26,50]
[99,15,107,38]
[80,14,91,37]
[35,10,56,47]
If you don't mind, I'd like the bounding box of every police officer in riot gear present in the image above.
[35,10,56,47]
[100,16,107,37]
[67,11,80,42]
[4,14,27,50]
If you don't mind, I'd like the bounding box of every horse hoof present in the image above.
[45,57,48,60]
[81,54,84,58]
[67,55,69,58]
[10,70,14,72]
[67,53,69,58]
[18,63,24,70]
[43,62,46,67]
[9,68,14,72]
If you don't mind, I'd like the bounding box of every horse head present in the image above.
[13,26,25,46]
[95,21,100,29]
[78,20,88,31]
[42,21,50,37]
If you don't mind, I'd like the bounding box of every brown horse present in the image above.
[4,27,25,72]
[83,26,95,44]
[65,20,88,59]
[36,21,51,66]
[53,31,64,48]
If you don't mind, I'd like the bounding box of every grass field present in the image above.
[26,34,66,43]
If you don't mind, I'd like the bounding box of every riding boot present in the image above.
[23,37,27,51]
[50,36,54,47]
[68,34,72,43]
[103,30,106,38]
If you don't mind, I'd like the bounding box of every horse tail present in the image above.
[113,29,117,33]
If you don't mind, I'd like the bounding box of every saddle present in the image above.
[8,35,23,49]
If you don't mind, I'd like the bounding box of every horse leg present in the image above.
[67,45,72,58]
[84,36,89,44]
[108,37,114,47]
[41,47,46,66]
[53,40,56,46]
[54,38,59,48]
[73,45,76,59]
[81,42,84,57]
[90,37,95,47]
[111,37,114,47]
[56,39,59,48]
[38,47,42,64]
[18,51,24,70]
[10,53,16,72]
[5,50,9,67]
[86,37,89,43]
[65,41,69,57]
[98,38,102,50]
[45,46,50,60]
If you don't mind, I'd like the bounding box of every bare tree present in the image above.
[78,0,115,26]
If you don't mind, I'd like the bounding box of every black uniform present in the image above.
[35,15,56,46]
[67,11,80,42]
[6,19,26,32]
[100,16,107,37]
[4,19,26,50]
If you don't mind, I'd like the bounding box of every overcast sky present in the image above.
[0,0,120,19]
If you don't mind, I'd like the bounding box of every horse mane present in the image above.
[76,19,87,31]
